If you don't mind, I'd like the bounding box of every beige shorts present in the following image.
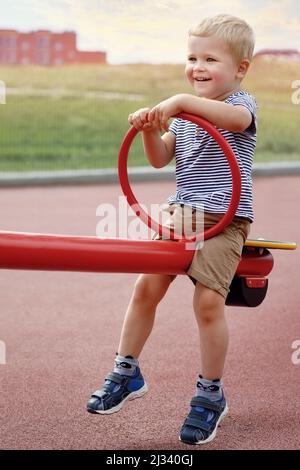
[154,204,251,298]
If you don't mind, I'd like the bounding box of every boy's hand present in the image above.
[128,108,160,132]
[148,95,183,132]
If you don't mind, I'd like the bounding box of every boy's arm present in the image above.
[142,130,175,169]
[148,94,252,133]
[128,107,175,169]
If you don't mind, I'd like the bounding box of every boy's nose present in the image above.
[193,61,206,71]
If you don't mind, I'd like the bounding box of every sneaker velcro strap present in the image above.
[91,389,106,399]
[184,415,212,432]
[105,372,124,384]
[190,396,224,412]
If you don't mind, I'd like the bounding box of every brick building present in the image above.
[254,48,300,60]
[0,29,106,65]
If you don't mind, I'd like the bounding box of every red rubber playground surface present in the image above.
[0,176,299,450]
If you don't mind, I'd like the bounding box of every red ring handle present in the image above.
[118,112,241,242]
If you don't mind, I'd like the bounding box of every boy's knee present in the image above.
[133,276,150,300]
[197,307,219,324]
[194,285,225,323]
[133,275,173,304]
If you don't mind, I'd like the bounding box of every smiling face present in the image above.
[185,35,247,101]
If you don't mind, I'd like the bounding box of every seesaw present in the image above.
[0,113,296,308]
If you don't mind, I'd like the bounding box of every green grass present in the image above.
[0,95,150,171]
[0,59,299,171]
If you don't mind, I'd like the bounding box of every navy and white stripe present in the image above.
[168,91,257,222]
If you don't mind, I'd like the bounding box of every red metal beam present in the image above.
[0,231,273,277]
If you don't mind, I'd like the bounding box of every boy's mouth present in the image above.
[194,77,211,82]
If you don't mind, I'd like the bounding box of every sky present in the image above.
[0,0,299,63]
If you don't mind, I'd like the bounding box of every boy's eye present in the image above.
[188,57,196,62]
[207,57,216,62]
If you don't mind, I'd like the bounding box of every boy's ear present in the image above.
[236,59,250,79]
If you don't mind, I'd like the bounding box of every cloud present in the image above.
[1,0,299,62]
[28,0,242,62]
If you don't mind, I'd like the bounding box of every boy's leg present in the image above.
[87,273,175,414]
[118,273,175,357]
[180,282,229,445]
[180,215,249,444]
[193,282,228,379]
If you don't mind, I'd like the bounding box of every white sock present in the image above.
[113,354,138,377]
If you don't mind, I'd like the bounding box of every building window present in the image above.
[0,36,15,48]
[7,50,16,63]
[54,42,63,51]
[36,51,50,65]
[21,42,30,51]
[36,37,49,48]
[6,37,17,47]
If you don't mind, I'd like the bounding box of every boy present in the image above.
[87,14,256,445]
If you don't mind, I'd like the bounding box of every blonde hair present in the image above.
[189,14,255,63]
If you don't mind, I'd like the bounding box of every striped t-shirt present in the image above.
[168,91,257,222]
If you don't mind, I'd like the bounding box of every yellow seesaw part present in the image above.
[244,238,297,250]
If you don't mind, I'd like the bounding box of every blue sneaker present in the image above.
[180,392,228,445]
[87,367,148,414]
